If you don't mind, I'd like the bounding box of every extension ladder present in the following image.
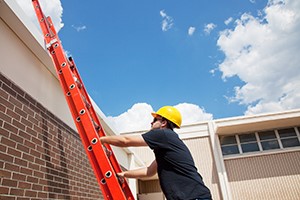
[32,1,135,199]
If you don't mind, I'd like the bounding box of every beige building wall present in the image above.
[224,150,300,200]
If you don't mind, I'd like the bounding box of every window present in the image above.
[258,130,280,150]
[219,126,300,156]
[219,135,239,155]
[278,128,300,148]
[239,133,259,153]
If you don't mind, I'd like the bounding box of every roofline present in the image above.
[215,109,300,135]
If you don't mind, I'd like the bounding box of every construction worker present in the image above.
[100,106,212,200]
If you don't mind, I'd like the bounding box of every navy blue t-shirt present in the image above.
[142,129,212,200]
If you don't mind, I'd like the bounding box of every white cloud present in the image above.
[107,103,213,133]
[174,103,213,124]
[224,17,233,25]
[188,26,196,36]
[160,10,174,32]
[16,0,64,33]
[217,0,300,115]
[72,25,87,32]
[204,23,217,35]
[107,103,154,133]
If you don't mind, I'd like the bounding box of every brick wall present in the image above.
[0,72,103,200]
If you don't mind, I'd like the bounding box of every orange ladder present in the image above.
[32,1,135,199]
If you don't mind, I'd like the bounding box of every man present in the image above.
[100,106,212,200]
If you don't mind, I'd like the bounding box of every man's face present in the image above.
[151,116,164,130]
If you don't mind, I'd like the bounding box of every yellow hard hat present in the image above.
[152,106,182,128]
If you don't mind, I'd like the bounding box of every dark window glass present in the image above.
[281,138,300,148]
[239,133,256,143]
[259,130,276,140]
[278,128,296,138]
[261,140,280,150]
[220,136,237,145]
[241,142,259,153]
[221,145,239,155]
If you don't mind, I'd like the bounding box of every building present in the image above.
[1,1,299,199]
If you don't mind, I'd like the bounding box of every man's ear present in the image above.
[161,119,168,128]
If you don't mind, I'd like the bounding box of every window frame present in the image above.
[219,126,300,157]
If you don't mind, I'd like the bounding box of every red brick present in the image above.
[0,138,7,151]
[28,162,40,171]
[22,153,34,162]
[0,169,11,178]
[0,88,9,100]
[2,82,17,96]
[25,190,37,197]
[20,167,33,176]
[20,117,32,128]
[18,181,31,189]
[14,107,27,118]
[16,94,30,107]
[0,151,14,162]
[2,178,18,187]
[18,130,31,141]
[24,139,35,149]
[11,84,25,98]
[32,184,43,191]
[0,111,12,123]
[1,196,15,200]
[23,105,34,117]
[10,188,25,196]
[29,149,41,158]
[16,143,29,153]
[25,127,37,137]
[7,147,22,157]
[0,96,14,110]
[10,131,24,144]
[37,191,48,198]
[0,127,9,137]
[3,122,18,134]
[34,157,45,166]
[26,176,39,184]
[33,170,44,179]
[12,119,26,131]
[0,103,6,112]
[4,136,18,150]
[9,95,22,109]
[0,186,9,195]
[4,163,20,172]
[33,125,42,135]
[12,172,26,181]
[28,115,38,126]
[14,157,28,167]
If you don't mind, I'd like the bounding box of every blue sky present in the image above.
[18,0,300,132]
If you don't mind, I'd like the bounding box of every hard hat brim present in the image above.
[151,113,158,118]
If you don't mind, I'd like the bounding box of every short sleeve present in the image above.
[142,129,168,150]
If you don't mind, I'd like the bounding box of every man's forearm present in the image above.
[100,135,128,147]
[100,135,148,147]
[118,160,157,179]
[120,167,150,179]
